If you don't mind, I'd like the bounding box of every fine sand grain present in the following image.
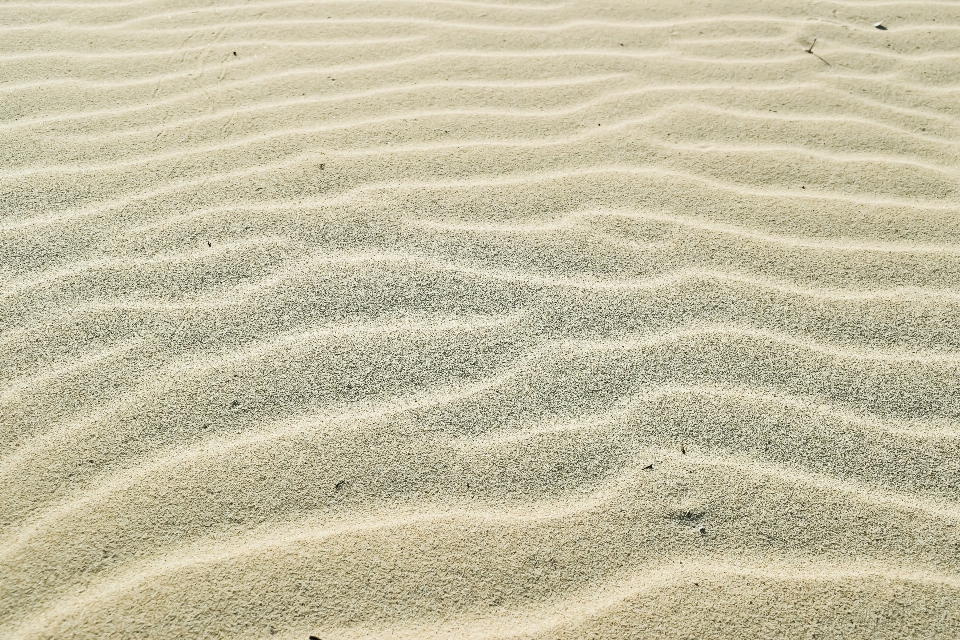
[3,1,960,638]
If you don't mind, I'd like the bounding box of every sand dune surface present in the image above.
[3,0,960,638]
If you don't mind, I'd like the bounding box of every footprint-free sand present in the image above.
[3,1,960,638]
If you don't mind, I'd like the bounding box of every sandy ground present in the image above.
[3,0,960,638]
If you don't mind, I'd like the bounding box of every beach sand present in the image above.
[3,0,960,638]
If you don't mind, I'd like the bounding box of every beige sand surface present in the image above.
[3,0,960,638]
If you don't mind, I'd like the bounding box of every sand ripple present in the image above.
[3,0,960,638]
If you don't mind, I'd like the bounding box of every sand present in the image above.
[2,0,960,638]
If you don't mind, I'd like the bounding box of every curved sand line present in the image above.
[8,104,960,179]
[6,165,960,234]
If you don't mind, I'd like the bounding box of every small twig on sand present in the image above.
[804,39,831,66]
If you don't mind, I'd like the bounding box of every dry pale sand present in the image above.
[3,0,960,638]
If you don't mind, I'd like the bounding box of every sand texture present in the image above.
[3,0,960,638]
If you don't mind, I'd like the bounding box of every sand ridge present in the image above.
[3,0,960,638]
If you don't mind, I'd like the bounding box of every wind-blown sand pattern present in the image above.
[3,0,960,638]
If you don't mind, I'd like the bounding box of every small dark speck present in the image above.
[643,464,654,470]
[334,480,345,491]
[693,582,700,586]
[681,444,687,455]
[230,400,239,407]
[698,526,707,535]
[801,186,805,189]
[207,241,211,247]
[320,163,325,169]
[233,51,237,56]
[875,22,887,30]
[310,636,322,640]
[255,187,263,191]
[619,43,624,46]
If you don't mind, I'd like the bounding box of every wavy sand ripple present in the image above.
[2,0,960,638]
